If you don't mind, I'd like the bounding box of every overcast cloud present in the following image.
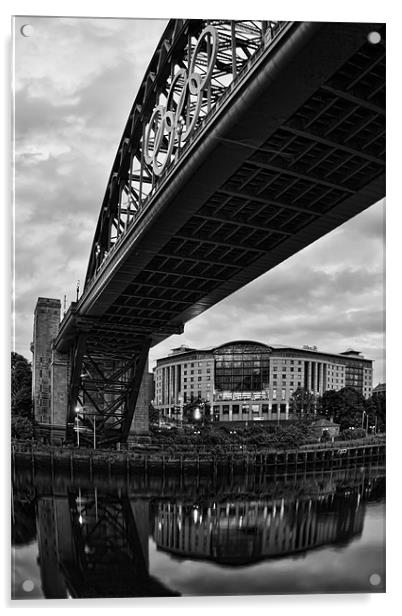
[13,16,385,384]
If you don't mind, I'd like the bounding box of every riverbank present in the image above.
[12,435,385,478]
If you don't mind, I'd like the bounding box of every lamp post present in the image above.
[75,406,81,447]
[93,415,96,450]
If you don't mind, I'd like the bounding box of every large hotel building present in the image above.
[153,341,373,423]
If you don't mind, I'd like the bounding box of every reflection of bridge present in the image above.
[36,492,178,598]
[33,20,385,446]
[24,467,383,598]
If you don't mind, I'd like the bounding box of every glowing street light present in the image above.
[193,406,201,421]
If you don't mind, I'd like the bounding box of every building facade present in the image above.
[153,341,373,423]
[31,297,62,424]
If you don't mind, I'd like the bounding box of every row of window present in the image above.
[213,403,288,415]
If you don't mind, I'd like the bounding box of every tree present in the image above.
[289,387,316,416]
[364,393,386,432]
[316,387,366,431]
[148,403,159,425]
[11,352,33,419]
[11,416,34,440]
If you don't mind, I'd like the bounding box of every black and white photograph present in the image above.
[10,7,386,603]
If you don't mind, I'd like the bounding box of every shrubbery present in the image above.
[150,421,319,450]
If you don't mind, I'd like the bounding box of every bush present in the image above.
[11,416,33,440]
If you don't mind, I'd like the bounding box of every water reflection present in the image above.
[12,466,385,598]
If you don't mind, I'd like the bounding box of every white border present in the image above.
[2,1,400,614]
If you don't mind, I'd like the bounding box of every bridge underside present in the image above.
[55,20,385,446]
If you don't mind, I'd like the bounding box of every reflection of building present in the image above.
[153,492,365,565]
[153,341,373,422]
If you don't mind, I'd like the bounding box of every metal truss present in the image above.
[66,318,151,447]
[85,19,286,284]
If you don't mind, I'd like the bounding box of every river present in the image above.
[11,464,385,598]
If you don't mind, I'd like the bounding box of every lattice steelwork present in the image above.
[86,20,286,283]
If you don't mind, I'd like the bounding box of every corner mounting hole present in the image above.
[20,24,34,37]
[369,573,381,586]
[22,579,34,592]
[367,31,381,45]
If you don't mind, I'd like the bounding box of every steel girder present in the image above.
[66,317,152,447]
[85,19,286,285]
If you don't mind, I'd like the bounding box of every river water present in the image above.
[11,464,385,599]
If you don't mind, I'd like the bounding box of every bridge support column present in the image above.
[50,348,70,443]
[129,355,153,436]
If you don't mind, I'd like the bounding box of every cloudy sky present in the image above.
[13,16,385,384]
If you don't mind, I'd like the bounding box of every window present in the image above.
[191,363,194,368]
[232,405,239,414]
[184,371,187,375]
[272,403,278,414]
[290,367,294,372]
[198,369,202,374]
[273,381,277,386]
[191,370,194,375]
[206,369,211,373]
[198,362,202,367]
[281,389,286,400]
[298,368,302,372]
[190,377,194,382]
[262,404,269,414]
[290,381,294,386]
[272,389,277,400]
[198,377,202,381]
[197,391,201,399]
[242,404,250,414]
[252,404,259,414]
[222,405,229,415]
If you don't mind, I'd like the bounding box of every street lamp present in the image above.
[75,406,81,447]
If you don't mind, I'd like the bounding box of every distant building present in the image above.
[311,418,340,439]
[153,340,373,423]
[372,382,386,397]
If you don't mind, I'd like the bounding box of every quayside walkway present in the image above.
[12,436,385,479]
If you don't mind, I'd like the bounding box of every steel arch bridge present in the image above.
[52,19,385,447]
